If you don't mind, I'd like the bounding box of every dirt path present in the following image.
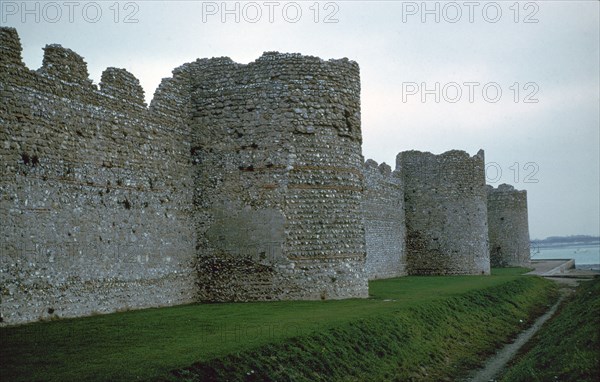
[465,294,564,382]
[461,262,597,382]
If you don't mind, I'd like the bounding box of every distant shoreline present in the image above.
[531,235,600,248]
[532,241,600,249]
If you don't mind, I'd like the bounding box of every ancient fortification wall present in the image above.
[397,150,490,275]
[2,26,534,326]
[487,184,531,267]
[362,160,406,279]
[188,53,367,301]
[0,27,197,325]
[0,27,367,325]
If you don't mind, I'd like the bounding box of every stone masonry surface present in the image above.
[1,27,533,326]
[397,150,491,275]
[362,159,406,279]
[0,27,367,325]
[186,51,367,301]
[487,184,531,267]
[0,27,198,325]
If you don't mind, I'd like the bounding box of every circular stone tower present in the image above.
[188,52,367,301]
[486,184,531,267]
[396,150,490,275]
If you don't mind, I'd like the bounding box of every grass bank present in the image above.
[500,278,600,382]
[0,268,556,381]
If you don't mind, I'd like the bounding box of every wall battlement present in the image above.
[487,184,531,267]
[39,44,94,87]
[1,27,199,325]
[0,27,23,66]
[99,68,147,107]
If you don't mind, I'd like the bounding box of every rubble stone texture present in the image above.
[1,27,532,326]
[487,184,531,267]
[0,27,367,325]
[0,27,197,325]
[397,150,491,275]
[187,52,367,301]
[362,160,406,279]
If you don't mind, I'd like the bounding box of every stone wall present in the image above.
[362,159,406,279]
[0,28,368,326]
[397,150,490,275]
[188,52,367,301]
[3,26,530,326]
[0,27,198,325]
[487,184,531,267]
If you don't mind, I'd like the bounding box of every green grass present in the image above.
[0,267,555,381]
[500,278,600,382]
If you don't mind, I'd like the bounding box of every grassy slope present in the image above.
[0,268,556,381]
[500,278,600,382]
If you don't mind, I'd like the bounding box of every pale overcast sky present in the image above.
[2,0,599,239]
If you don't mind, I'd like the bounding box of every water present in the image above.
[531,243,600,270]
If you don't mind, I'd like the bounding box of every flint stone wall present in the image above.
[0,27,368,325]
[487,184,531,267]
[189,52,367,301]
[0,27,197,325]
[397,150,490,275]
[362,159,406,279]
[3,26,524,326]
